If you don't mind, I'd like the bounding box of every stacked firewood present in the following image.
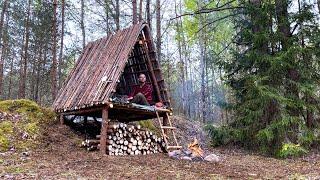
[81,122,166,155]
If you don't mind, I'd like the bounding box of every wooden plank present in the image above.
[61,105,104,115]
[95,27,134,101]
[68,37,109,109]
[99,24,143,102]
[76,36,113,106]
[63,38,104,109]
[54,42,94,109]
[90,30,126,102]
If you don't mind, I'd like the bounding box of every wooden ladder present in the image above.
[155,110,182,151]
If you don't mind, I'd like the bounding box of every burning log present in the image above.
[81,122,165,155]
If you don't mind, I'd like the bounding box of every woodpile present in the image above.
[81,122,166,155]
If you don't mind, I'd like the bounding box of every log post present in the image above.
[59,114,64,125]
[100,106,109,154]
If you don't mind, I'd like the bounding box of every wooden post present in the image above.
[59,114,64,125]
[100,106,109,154]
[84,116,88,139]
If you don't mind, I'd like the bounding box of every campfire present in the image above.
[168,138,220,162]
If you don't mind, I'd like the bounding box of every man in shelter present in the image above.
[128,73,153,105]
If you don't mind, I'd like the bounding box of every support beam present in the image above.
[84,116,88,139]
[59,114,64,125]
[60,106,104,116]
[100,106,109,154]
[141,42,162,102]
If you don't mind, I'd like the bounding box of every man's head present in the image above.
[138,73,146,83]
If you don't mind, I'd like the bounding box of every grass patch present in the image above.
[277,143,308,158]
[4,166,26,174]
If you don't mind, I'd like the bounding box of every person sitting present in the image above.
[127,73,153,105]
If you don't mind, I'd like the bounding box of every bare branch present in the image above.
[170,0,242,20]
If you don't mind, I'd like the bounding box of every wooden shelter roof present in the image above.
[53,22,170,113]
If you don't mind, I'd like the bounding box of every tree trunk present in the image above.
[139,0,143,21]
[51,0,58,101]
[58,0,65,88]
[34,44,43,102]
[115,0,120,30]
[30,52,36,100]
[198,1,206,123]
[174,0,185,114]
[7,57,13,99]
[179,0,189,117]
[0,0,8,41]
[81,0,86,49]
[156,0,161,62]
[275,0,299,117]
[19,0,32,99]
[298,0,314,128]
[38,43,48,104]
[146,0,151,31]
[0,0,9,98]
[132,0,137,24]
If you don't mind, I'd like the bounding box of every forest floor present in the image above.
[1,120,320,179]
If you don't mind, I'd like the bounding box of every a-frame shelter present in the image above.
[53,22,172,154]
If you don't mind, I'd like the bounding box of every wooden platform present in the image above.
[59,102,171,122]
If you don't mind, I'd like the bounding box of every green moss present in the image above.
[24,122,39,136]
[0,135,10,151]
[138,120,158,133]
[0,121,14,151]
[0,121,14,134]
[0,99,40,114]
[0,99,56,152]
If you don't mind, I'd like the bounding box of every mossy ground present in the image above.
[138,119,161,136]
[0,99,56,152]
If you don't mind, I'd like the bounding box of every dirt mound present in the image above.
[39,124,84,152]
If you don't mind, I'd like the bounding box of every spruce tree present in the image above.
[212,0,320,155]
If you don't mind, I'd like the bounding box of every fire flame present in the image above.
[188,137,204,157]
